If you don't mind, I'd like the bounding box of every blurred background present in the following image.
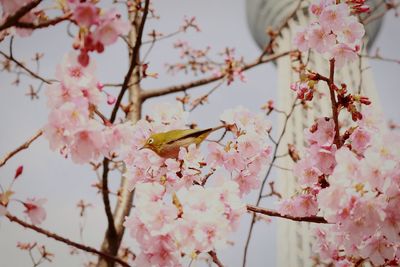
[0,0,399,266]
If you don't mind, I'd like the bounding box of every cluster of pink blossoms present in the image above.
[122,105,272,266]
[124,181,245,266]
[124,105,272,196]
[280,110,400,265]
[68,0,130,66]
[44,53,134,164]
[293,0,366,68]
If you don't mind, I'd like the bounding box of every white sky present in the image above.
[0,1,399,266]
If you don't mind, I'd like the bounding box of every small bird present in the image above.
[140,125,225,158]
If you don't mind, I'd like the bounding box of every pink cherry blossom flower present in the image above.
[309,144,337,175]
[306,118,335,146]
[56,52,96,89]
[237,133,261,159]
[360,235,395,266]
[319,3,350,33]
[293,158,322,187]
[233,171,260,196]
[70,122,105,164]
[206,142,226,168]
[331,43,358,69]
[293,29,309,52]
[93,9,130,46]
[348,127,370,154]
[23,198,47,225]
[307,24,336,53]
[72,2,99,27]
[338,17,365,44]
[279,194,318,217]
[309,0,335,16]
[223,151,246,172]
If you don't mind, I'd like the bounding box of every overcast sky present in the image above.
[0,1,399,266]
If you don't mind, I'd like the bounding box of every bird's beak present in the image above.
[139,144,148,151]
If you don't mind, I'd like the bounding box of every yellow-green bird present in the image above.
[141,125,225,158]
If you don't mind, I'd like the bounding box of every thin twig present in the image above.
[0,130,43,167]
[0,51,55,84]
[141,50,293,100]
[6,214,131,267]
[246,205,327,223]
[242,100,298,267]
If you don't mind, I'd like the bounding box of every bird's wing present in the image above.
[165,128,213,145]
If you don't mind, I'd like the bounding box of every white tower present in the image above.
[246,1,383,266]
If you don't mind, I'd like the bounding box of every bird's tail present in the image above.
[210,125,226,132]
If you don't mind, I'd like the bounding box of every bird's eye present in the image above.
[148,138,154,144]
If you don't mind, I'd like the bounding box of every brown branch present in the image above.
[14,12,72,29]
[208,251,224,267]
[0,51,55,84]
[141,50,292,100]
[98,2,150,266]
[0,129,42,167]
[6,214,131,267]
[328,59,341,147]
[0,0,42,32]
[246,205,328,224]
[101,158,117,251]
[109,0,150,123]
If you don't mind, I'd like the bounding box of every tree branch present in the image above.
[0,129,42,167]
[246,205,328,224]
[208,251,224,267]
[328,59,341,147]
[0,0,42,32]
[141,50,293,100]
[14,12,72,29]
[101,158,117,252]
[242,100,298,267]
[6,213,131,267]
[109,0,150,123]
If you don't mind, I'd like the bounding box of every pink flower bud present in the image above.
[107,94,116,105]
[14,165,23,179]
[78,52,89,67]
[97,82,104,91]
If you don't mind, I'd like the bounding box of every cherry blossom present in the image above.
[293,1,365,68]
[331,43,358,69]
[23,198,47,225]
[319,3,350,33]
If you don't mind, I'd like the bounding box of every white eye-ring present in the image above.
[148,138,154,144]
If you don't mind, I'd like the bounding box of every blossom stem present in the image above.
[246,205,328,223]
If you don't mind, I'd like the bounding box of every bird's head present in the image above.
[140,134,163,153]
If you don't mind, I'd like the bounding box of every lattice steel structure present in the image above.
[246,1,383,266]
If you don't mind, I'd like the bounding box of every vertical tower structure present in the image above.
[246,1,383,266]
